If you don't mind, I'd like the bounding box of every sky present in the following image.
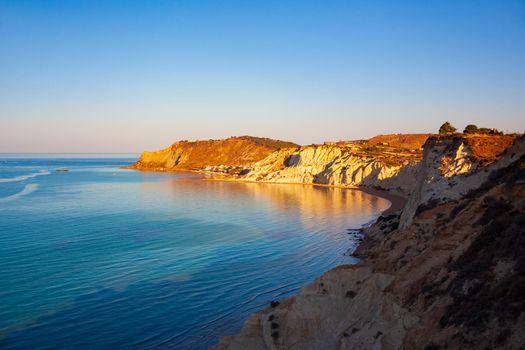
[1,0,524,152]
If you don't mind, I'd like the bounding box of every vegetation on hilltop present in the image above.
[233,136,298,149]
[439,121,457,134]
[464,134,517,166]
[463,124,504,135]
[440,121,506,136]
[435,122,518,167]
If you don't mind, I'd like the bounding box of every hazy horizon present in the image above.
[1,0,524,153]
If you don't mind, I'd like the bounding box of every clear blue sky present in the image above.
[1,0,524,152]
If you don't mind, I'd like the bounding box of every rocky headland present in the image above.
[128,136,298,174]
[129,131,523,349]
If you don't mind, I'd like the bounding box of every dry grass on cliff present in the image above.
[366,134,430,150]
[168,137,288,169]
[356,134,430,166]
[352,145,423,166]
[235,136,298,150]
[464,134,517,166]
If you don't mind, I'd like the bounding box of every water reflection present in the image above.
[138,173,391,232]
[233,181,390,231]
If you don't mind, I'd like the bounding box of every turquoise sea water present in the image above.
[0,155,390,349]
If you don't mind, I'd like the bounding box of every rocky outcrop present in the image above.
[212,134,525,350]
[238,143,423,197]
[128,136,297,171]
[399,134,522,227]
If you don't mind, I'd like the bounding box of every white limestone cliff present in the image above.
[239,145,421,197]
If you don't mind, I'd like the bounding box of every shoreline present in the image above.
[220,178,407,216]
[355,186,406,216]
[125,166,407,217]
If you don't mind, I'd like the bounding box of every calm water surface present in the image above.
[0,155,390,349]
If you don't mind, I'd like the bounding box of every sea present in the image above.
[0,154,390,349]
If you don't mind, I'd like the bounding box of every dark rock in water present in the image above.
[270,300,280,308]
[377,214,399,222]
[55,169,70,172]
[346,228,363,234]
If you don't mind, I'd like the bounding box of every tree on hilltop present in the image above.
[463,125,504,135]
[464,124,479,134]
[439,122,457,134]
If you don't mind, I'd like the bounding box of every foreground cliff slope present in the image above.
[129,136,298,171]
[212,134,524,350]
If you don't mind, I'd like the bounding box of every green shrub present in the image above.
[439,121,457,134]
[464,124,479,134]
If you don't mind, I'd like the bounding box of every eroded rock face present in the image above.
[399,135,523,227]
[239,144,422,197]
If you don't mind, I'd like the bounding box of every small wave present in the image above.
[0,170,50,183]
[0,184,39,202]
